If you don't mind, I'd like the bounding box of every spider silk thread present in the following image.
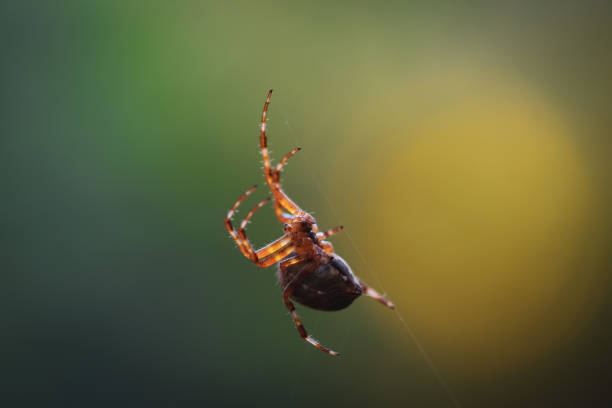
[283,120,463,408]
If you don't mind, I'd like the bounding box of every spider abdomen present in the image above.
[278,255,362,311]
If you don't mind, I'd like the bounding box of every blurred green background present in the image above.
[3,1,612,406]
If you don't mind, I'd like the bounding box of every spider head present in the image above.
[284,212,318,234]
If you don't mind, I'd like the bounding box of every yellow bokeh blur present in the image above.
[340,68,598,376]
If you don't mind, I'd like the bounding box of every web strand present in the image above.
[285,120,462,408]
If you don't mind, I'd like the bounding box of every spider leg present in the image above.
[225,184,259,259]
[273,204,293,225]
[273,147,301,184]
[271,147,301,223]
[237,198,297,265]
[237,197,271,260]
[315,226,343,254]
[225,185,295,267]
[255,234,292,259]
[240,235,294,268]
[319,240,335,254]
[279,256,340,356]
[317,225,344,240]
[359,281,395,309]
[258,245,295,267]
[260,90,303,215]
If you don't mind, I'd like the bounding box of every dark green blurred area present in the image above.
[2,1,612,407]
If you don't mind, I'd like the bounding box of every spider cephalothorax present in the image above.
[283,214,320,255]
[224,90,394,356]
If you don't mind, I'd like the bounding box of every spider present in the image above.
[224,90,394,356]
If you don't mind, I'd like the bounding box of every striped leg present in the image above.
[238,233,294,267]
[283,296,339,356]
[316,226,343,254]
[225,185,294,267]
[258,245,295,268]
[273,147,301,184]
[271,147,301,223]
[225,184,258,259]
[273,203,292,224]
[237,197,271,260]
[359,281,395,309]
[280,257,339,356]
[259,89,303,215]
[255,235,292,259]
[319,240,335,254]
[317,225,344,240]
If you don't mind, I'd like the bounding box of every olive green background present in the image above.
[3,1,612,407]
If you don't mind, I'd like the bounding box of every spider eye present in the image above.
[300,221,310,228]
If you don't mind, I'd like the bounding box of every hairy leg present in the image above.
[271,147,301,223]
[279,257,339,356]
[359,281,395,309]
[225,184,259,259]
[225,185,294,267]
[317,225,344,241]
[259,90,302,215]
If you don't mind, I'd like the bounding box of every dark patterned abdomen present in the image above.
[277,255,363,311]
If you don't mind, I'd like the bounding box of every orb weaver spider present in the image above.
[224,90,394,356]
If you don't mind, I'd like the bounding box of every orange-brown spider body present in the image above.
[224,90,394,356]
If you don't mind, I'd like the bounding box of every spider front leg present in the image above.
[260,90,303,217]
[225,185,295,267]
[280,256,340,356]
[317,226,344,240]
[316,226,343,254]
[273,147,301,185]
[271,147,301,223]
[237,196,270,254]
[224,184,259,259]
[319,240,335,254]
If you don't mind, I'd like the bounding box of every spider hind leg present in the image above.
[360,281,395,309]
[283,296,340,356]
[280,256,340,356]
